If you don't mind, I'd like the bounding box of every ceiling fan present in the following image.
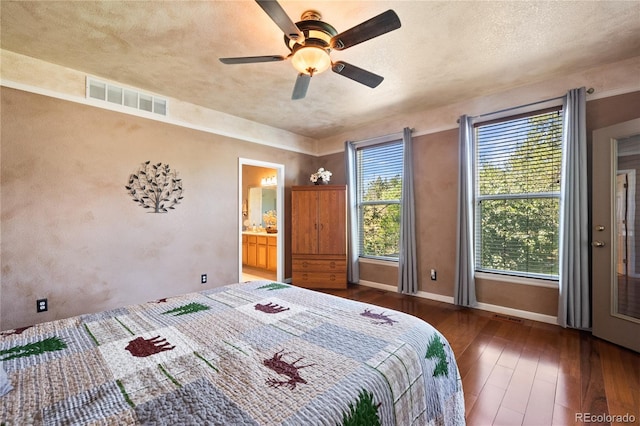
[219,0,401,100]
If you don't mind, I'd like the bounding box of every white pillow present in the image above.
[0,362,12,396]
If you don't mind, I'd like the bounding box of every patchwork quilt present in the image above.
[1,281,464,425]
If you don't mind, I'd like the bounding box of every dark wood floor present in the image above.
[317,284,640,426]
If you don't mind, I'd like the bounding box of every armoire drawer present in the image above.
[292,271,347,289]
[292,258,347,272]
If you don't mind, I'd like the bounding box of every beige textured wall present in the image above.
[413,130,460,296]
[0,88,314,330]
[475,280,558,316]
[2,85,638,328]
[586,92,640,137]
[0,50,318,155]
[319,91,640,318]
[315,152,345,186]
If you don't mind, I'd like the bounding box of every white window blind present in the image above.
[356,141,403,259]
[475,107,563,279]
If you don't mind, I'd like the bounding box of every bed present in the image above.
[1,281,464,425]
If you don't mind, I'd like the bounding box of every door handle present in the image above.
[592,241,606,247]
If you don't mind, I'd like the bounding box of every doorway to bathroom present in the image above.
[238,158,284,282]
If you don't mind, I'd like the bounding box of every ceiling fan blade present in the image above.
[292,73,311,100]
[330,10,401,50]
[332,61,384,88]
[219,55,287,64]
[256,0,305,42]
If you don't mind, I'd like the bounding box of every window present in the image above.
[475,108,563,279]
[355,140,403,259]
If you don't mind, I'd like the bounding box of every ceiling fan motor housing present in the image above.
[285,19,337,53]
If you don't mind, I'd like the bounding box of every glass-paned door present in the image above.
[592,119,640,353]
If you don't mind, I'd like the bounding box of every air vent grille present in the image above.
[492,314,524,324]
[86,77,167,116]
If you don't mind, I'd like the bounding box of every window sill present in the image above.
[475,271,558,288]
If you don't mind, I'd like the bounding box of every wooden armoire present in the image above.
[291,185,347,289]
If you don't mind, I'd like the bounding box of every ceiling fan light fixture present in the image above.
[291,45,331,76]
[219,2,402,99]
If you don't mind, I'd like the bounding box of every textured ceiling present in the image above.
[1,1,639,139]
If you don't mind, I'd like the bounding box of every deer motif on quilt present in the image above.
[125,335,175,357]
[255,302,290,314]
[263,350,314,390]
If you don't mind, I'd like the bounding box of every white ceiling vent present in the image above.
[86,77,167,116]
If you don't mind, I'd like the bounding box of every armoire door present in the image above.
[592,118,640,353]
[318,188,347,255]
[291,189,319,254]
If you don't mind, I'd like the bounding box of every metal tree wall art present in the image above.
[125,161,184,213]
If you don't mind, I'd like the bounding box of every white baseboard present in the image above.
[356,280,559,325]
[357,280,454,304]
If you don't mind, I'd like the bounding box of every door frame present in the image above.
[238,158,285,283]
[592,118,640,352]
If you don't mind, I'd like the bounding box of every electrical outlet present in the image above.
[37,298,48,313]
[430,269,437,281]
[201,274,207,284]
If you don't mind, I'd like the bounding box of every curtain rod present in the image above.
[348,127,414,147]
[458,87,594,123]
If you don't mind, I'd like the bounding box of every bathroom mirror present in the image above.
[248,187,277,229]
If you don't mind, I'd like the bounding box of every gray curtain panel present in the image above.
[345,141,360,284]
[454,115,477,307]
[558,87,590,329]
[398,127,418,294]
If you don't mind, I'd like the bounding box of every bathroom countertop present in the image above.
[242,230,277,236]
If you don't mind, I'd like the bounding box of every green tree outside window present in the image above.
[476,109,563,278]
